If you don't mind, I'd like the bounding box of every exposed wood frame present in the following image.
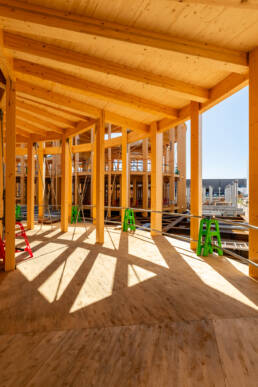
[4,32,209,102]
[14,59,179,118]
[16,109,65,134]
[65,118,97,138]
[171,0,258,10]
[16,79,150,132]
[0,0,248,73]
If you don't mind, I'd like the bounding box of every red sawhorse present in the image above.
[0,222,33,264]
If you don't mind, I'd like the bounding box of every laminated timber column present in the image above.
[61,136,70,232]
[190,102,202,250]
[151,122,163,236]
[74,136,79,206]
[95,111,105,244]
[249,47,258,278]
[37,142,45,219]
[121,127,129,221]
[5,79,16,271]
[107,124,112,217]
[91,127,96,224]
[68,137,72,223]
[142,138,148,216]
[27,137,35,230]
[168,128,175,211]
[177,124,187,212]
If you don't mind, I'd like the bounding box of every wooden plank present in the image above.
[177,124,187,212]
[190,102,202,250]
[15,147,27,156]
[248,47,258,279]
[4,32,209,102]
[44,146,61,155]
[95,111,105,243]
[172,0,258,10]
[14,59,179,118]
[27,137,35,230]
[105,111,149,134]
[72,143,92,154]
[150,122,163,235]
[0,0,248,73]
[61,135,69,232]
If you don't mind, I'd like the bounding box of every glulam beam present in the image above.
[95,111,105,243]
[61,136,69,232]
[0,1,248,73]
[37,142,44,219]
[121,127,129,221]
[27,137,35,230]
[5,32,209,102]
[14,59,179,118]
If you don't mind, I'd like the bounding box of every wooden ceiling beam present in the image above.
[4,32,209,102]
[16,79,152,133]
[0,0,248,73]
[171,0,258,10]
[16,98,75,128]
[16,109,65,134]
[14,59,179,118]
[65,118,97,138]
[16,117,53,136]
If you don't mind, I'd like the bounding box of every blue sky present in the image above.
[186,86,249,179]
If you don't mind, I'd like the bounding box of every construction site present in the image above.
[0,0,257,385]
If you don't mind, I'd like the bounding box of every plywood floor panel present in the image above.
[0,225,257,386]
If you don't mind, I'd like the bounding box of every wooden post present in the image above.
[5,79,16,271]
[132,176,137,207]
[27,137,35,230]
[95,111,105,243]
[37,142,45,219]
[121,127,129,221]
[68,137,72,222]
[74,136,79,205]
[107,124,112,217]
[61,135,69,232]
[150,121,163,236]
[91,127,96,224]
[168,128,175,211]
[177,124,187,212]
[249,47,258,278]
[142,138,148,216]
[20,148,25,205]
[190,102,202,250]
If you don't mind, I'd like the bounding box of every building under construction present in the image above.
[0,1,257,385]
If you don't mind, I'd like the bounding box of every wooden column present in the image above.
[20,145,25,205]
[61,136,69,232]
[37,142,45,219]
[121,127,129,221]
[91,127,96,223]
[151,122,163,236]
[68,137,72,222]
[142,138,148,216]
[177,124,187,212]
[107,124,112,217]
[95,111,105,243]
[249,47,258,278]
[27,137,35,230]
[74,136,79,205]
[132,176,137,207]
[190,102,202,250]
[5,79,16,271]
[168,128,175,211]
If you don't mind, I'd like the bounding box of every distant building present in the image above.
[186,178,247,196]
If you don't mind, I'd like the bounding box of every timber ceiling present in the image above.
[0,0,255,142]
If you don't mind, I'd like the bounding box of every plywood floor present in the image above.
[0,224,257,386]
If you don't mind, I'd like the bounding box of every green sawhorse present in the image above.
[197,217,223,257]
[15,205,22,221]
[71,205,82,224]
[123,209,136,232]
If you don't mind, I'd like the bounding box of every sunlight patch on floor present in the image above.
[18,243,68,281]
[70,254,117,313]
[128,235,169,268]
[180,253,258,310]
[38,247,89,303]
[128,264,156,287]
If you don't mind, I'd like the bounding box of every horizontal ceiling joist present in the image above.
[4,32,209,102]
[16,98,75,128]
[16,109,65,134]
[16,117,54,136]
[14,59,178,118]
[16,79,150,133]
[0,1,248,73]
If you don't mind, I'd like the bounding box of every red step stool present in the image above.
[0,222,33,264]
